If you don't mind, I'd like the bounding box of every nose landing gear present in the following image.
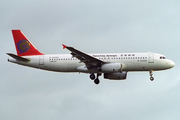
[149,70,154,81]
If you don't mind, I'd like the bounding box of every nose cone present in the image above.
[170,61,175,68]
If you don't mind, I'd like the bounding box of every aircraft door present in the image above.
[105,55,110,62]
[148,53,154,63]
[39,56,44,65]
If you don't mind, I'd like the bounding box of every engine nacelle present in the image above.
[101,63,126,73]
[104,72,127,80]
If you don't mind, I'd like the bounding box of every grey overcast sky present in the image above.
[1,0,180,120]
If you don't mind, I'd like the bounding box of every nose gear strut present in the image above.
[149,70,154,81]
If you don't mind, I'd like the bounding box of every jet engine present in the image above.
[101,63,126,72]
[104,72,127,80]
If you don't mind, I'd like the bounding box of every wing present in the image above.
[62,44,104,69]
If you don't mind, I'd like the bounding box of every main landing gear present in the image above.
[90,73,101,84]
[149,70,154,81]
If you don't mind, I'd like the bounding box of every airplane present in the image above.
[7,30,175,84]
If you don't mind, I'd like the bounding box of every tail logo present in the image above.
[17,39,30,53]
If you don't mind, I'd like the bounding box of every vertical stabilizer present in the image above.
[12,30,43,56]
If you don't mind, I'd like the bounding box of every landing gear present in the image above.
[94,78,100,84]
[149,70,154,81]
[89,73,101,84]
[90,73,95,80]
[150,77,154,81]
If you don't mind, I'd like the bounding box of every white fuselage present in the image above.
[8,52,175,73]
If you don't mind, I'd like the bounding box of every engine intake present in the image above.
[104,72,127,80]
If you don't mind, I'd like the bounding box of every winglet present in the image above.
[62,44,67,49]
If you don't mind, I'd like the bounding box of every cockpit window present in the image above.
[160,56,166,59]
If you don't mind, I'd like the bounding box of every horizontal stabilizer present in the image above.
[7,53,30,62]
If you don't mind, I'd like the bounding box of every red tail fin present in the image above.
[12,30,43,56]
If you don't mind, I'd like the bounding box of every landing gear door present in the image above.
[148,53,154,63]
[39,55,44,65]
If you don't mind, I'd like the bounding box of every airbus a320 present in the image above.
[7,30,175,84]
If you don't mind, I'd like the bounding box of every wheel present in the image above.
[90,73,95,80]
[150,77,154,81]
[94,78,100,84]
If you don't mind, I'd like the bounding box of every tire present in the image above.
[94,78,100,84]
[150,77,154,81]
